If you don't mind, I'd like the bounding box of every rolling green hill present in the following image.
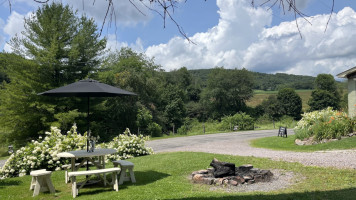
[188,68,317,90]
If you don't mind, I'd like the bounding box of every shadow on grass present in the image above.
[0,179,22,188]
[172,187,356,200]
[77,170,170,196]
[120,170,170,187]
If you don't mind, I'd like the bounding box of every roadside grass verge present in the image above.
[250,135,356,152]
[1,152,356,200]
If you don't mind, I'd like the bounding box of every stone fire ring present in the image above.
[192,164,273,187]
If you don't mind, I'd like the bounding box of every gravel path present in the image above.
[147,130,356,169]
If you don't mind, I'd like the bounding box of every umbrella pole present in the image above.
[87,97,90,172]
[87,96,90,152]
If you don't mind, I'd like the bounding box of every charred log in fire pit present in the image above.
[192,158,273,186]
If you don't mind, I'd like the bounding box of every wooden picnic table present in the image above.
[58,148,116,171]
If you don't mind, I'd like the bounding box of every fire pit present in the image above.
[191,158,273,186]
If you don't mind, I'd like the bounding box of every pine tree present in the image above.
[0,2,106,145]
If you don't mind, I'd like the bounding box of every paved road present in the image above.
[146,129,356,169]
[147,129,284,152]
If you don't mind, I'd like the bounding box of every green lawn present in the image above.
[1,152,356,199]
[251,135,356,152]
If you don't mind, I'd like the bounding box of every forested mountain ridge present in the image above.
[188,68,316,90]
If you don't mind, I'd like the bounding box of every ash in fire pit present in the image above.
[192,158,273,186]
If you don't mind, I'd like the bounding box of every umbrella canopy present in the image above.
[38,79,137,153]
[38,79,136,97]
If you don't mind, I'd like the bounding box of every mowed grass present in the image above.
[1,152,356,200]
[251,135,356,152]
[247,90,312,111]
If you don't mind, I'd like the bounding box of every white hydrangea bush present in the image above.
[102,128,154,161]
[294,107,352,140]
[295,107,343,130]
[0,125,86,178]
[0,126,154,179]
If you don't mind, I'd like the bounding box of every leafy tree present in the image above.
[166,67,192,91]
[161,84,187,131]
[308,90,340,111]
[202,67,254,119]
[97,48,167,136]
[277,88,302,119]
[261,95,282,120]
[308,74,341,111]
[0,3,106,145]
[136,106,153,134]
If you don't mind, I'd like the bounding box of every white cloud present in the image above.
[145,0,272,71]
[2,11,33,52]
[242,7,356,76]
[64,0,152,26]
[3,11,26,37]
[144,1,356,77]
[0,18,4,49]
[106,34,144,53]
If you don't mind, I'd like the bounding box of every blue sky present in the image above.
[1,0,356,77]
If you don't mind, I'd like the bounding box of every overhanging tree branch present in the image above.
[8,0,336,41]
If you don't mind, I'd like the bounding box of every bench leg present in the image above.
[45,175,56,194]
[65,169,69,184]
[72,176,77,198]
[129,167,136,183]
[113,172,119,191]
[119,168,126,185]
[30,176,35,190]
[33,178,41,197]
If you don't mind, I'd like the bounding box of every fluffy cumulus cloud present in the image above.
[3,11,26,37]
[145,0,272,71]
[243,7,356,76]
[2,11,32,52]
[145,0,356,76]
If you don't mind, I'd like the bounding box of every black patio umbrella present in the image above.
[38,79,137,152]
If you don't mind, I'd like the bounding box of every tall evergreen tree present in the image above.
[0,3,106,145]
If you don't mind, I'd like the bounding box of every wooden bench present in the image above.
[62,161,98,183]
[30,169,55,197]
[68,168,120,198]
[112,160,136,185]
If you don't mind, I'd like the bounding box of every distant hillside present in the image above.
[189,69,316,90]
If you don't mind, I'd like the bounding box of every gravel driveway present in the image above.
[146,129,356,169]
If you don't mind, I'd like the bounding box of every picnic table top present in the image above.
[57,148,116,158]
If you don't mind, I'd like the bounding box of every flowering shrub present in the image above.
[102,128,154,161]
[294,107,352,140]
[1,126,154,179]
[0,125,86,178]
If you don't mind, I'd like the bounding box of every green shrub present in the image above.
[294,107,352,140]
[219,112,254,131]
[177,118,192,135]
[147,122,162,137]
